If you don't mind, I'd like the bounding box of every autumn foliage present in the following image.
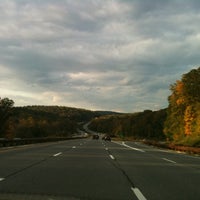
[0,105,118,139]
[164,67,200,146]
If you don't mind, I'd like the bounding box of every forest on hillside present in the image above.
[88,109,167,140]
[0,104,118,139]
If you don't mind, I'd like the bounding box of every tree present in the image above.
[182,68,200,103]
[164,67,200,144]
[0,97,14,136]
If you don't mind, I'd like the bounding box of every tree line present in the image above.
[0,102,119,139]
[89,109,167,140]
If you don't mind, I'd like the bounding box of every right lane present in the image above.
[107,140,200,200]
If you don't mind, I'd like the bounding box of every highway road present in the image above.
[0,138,199,200]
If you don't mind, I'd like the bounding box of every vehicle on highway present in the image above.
[92,134,99,140]
[102,135,111,141]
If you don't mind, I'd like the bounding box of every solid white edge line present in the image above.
[131,187,147,200]
[122,142,145,152]
[162,158,176,164]
[109,155,115,160]
[0,178,5,181]
[112,141,145,152]
[53,152,62,157]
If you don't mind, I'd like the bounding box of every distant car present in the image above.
[92,134,99,140]
[102,135,111,141]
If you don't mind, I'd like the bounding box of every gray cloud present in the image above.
[0,0,200,112]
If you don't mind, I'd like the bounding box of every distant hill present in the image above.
[2,105,121,139]
[89,109,167,140]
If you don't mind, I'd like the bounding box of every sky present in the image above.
[0,0,200,113]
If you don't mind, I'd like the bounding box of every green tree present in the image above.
[0,97,14,136]
[182,68,200,103]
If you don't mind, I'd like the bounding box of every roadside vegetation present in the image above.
[0,97,14,137]
[164,67,200,147]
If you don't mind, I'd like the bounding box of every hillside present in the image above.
[1,105,120,139]
[89,109,167,140]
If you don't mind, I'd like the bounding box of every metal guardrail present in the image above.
[0,135,87,148]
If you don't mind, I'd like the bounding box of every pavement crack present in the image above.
[105,147,136,189]
[4,157,49,180]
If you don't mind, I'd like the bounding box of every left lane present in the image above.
[0,139,85,180]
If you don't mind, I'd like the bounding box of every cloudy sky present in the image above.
[0,0,200,112]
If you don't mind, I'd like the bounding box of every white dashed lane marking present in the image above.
[131,187,147,200]
[162,158,176,164]
[109,155,115,160]
[53,152,62,157]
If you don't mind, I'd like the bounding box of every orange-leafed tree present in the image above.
[164,67,200,145]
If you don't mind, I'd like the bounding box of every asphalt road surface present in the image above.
[0,138,199,200]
